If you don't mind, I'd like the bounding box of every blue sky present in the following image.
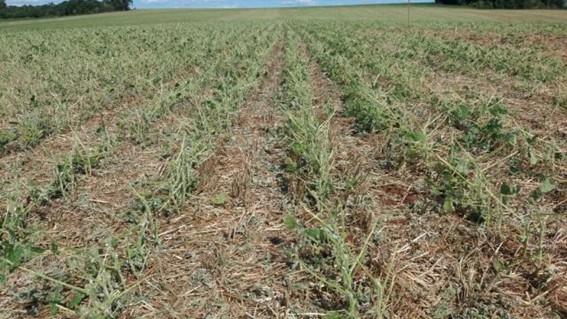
[7,0,431,9]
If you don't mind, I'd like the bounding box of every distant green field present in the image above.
[1,5,566,319]
[1,5,566,31]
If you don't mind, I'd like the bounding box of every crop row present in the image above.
[0,24,280,317]
[0,23,248,155]
[295,20,564,247]
[279,27,385,318]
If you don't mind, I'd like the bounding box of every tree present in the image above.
[435,0,565,7]
[120,0,133,11]
[0,0,133,19]
[104,0,132,11]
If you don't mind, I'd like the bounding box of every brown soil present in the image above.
[120,38,294,318]
[293,28,567,319]
[425,30,567,63]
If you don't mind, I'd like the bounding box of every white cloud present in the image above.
[283,0,316,4]
[140,0,228,5]
[139,0,319,7]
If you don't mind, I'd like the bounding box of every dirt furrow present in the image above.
[0,67,199,190]
[124,38,291,318]
[425,70,567,146]
[33,87,217,252]
[0,75,208,318]
[297,32,567,318]
[1,30,281,318]
[424,30,567,63]
[290,35,412,315]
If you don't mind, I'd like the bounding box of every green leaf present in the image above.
[504,132,517,146]
[455,160,468,175]
[492,260,504,273]
[488,103,508,116]
[6,245,24,265]
[443,199,455,213]
[430,186,442,196]
[30,246,45,254]
[211,193,228,206]
[529,149,538,165]
[452,104,470,122]
[50,241,59,254]
[500,183,518,196]
[283,214,297,231]
[47,286,63,316]
[540,178,555,193]
[290,142,305,156]
[406,131,426,143]
[323,311,342,319]
[305,228,322,241]
[0,129,17,146]
[69,292,86,308]
[284,157,298,173]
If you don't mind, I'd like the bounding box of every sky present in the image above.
[6,0,432,9]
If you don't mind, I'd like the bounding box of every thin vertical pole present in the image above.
[407,0,411,25]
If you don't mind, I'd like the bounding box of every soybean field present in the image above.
[1,5,566,318]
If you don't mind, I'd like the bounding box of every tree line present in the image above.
[435,0,565,9]
[0,0,132,19]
